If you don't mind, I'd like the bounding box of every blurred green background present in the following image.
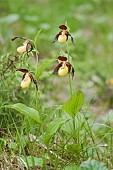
[0,0,113,110]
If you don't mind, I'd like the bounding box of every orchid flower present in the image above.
[53,25,75,45]
[53,56,75,79]
[16,69,38,90]
[12,36,33,55]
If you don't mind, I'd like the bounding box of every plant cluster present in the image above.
[0,23,112,170]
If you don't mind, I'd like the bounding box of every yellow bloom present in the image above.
[16,69,38,90]
[21,73,31,88]
[58,31,67,43]
[17,41,28,54]
[58,63,69,76]
[53,25,75,45]
[53,56,75,79]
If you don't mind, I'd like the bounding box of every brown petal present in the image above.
[53,62,63,74]
[68,33,75,45]
[66,62,71,73]
[71,67,75,79]
[29,74,33,81]
[53,33,61,43]
[32,76,38,91]
[27,74,38,90]
[11,36,27,41]
[22,73,26,80]
[26,42,33,57]
[59,25,67,30]
[16,69,29,73]
[58,56,67,61]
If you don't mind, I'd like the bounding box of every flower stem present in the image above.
[66,42,75,133]
[66,42,72,97]
[68,74,72,97]
[66,42,70,62]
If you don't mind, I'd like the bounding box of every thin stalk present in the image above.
[36,90,39,109]
[66,41,73,97]
[68,75,72,97]
[67,41,75,133]
[83,112,100,160]
[66,41,70,61]
[33,41,47,169]
[35,44,39,65]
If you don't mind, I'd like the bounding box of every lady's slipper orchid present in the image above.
[16,69,38,90]
[12,36,33,55]
[53,25,75,44]
[53,56,75,79]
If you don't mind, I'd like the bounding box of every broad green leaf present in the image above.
[62,90,84,118]
[80,158,108,170]
[4,103,41,125]
[36,59,56,80]
[44,118,69,145]
[21,156,43,168]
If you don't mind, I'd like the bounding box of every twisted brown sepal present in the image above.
[26,42,33,57]
[29,74,38,91]
[16,69,29,73]
[53,62,63,74]
[59,25,67,30]
[66,62,71,73]
[58,56,67,61]
[68,33,75,45]
[32,77,38,91]
[53,33,61,43]
[11,36,27,41]
[71,67,75,79]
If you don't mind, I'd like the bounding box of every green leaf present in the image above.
[4,103,41,125]
[62,90,84,118]
[60,50,68,58]
[8,142,18,149]
[34,29,41,44]
[80,158,108,170]
[22,156,43,168]
[65,21,70,32]
[0,138,6,153]
[67,143,82,154]
[36,59,56,80]
[64,164,80,170]
[44,118,69,145]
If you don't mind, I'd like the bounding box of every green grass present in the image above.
[0,0,113,169]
